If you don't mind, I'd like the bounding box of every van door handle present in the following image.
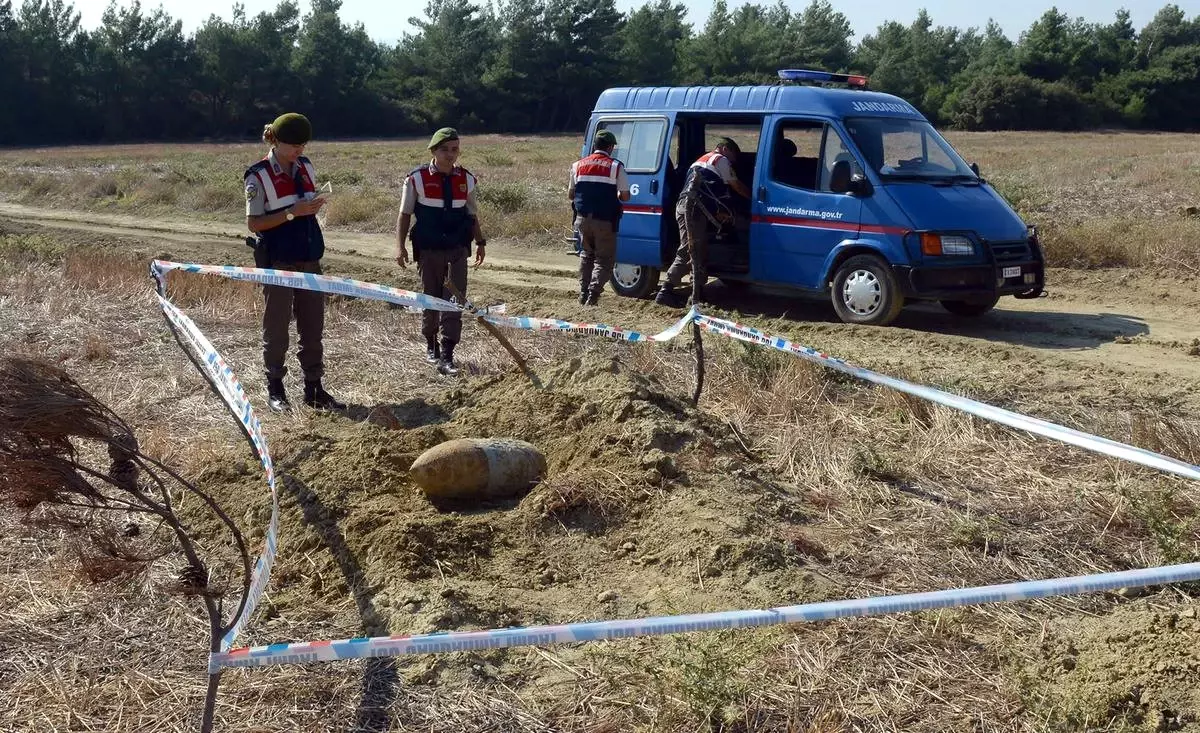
[757,186,767,202]
[650,180,659,195]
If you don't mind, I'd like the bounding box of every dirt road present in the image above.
[4,200,1198,408]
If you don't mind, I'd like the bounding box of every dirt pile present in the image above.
[193,352,829,684]
[1027,606,1200,731]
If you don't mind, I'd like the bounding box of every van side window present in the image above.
[771,121,823,191]
[597,119,667,173]
[820,129,862,194]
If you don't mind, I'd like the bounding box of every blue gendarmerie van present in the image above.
[576,69,1045,326]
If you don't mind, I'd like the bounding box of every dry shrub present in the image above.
[527,469,644,532]
[194,184,237,213]
[62,248,146,295]
[322,189,395,228]
[81,334,114,362]
[481,207,566,239]
[86,175,121,199]
[1130,413,1200,465]
[138,178,180,205]
[162,268,260,314]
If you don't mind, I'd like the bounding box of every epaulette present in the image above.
[244,159,270,179]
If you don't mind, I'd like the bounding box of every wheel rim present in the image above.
[612,263,643,290]
[842,269,882,316]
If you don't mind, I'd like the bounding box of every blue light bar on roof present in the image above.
[777,69,869,88]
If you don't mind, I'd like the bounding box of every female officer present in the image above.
[395,127,487,376]
[245,112,344,411]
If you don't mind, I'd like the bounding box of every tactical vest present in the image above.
[244,154,324,264]
[572,152,622,223]
[683,151,733,214]
[408,165,476,251]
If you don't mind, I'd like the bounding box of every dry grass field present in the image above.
[0,131,1199,732]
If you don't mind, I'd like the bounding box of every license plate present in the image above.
[1002,266,1022,278]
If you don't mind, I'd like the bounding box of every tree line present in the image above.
[2,0,1199,144]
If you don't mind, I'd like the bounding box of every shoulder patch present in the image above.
[245,179,258,201]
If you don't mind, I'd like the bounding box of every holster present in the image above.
[247,235,271,268]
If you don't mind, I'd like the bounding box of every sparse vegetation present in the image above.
[0,129,1199,730]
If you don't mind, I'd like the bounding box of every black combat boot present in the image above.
[267,378,290,412]
[654,285,684,307]
[304,380,345,411]
[437,341,459,376]
[425,337,440,364]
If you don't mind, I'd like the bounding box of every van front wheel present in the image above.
[830,255,904,326]
[610,263,660,299]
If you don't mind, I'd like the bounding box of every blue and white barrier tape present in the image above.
[155,295,280,651]
[483,305,699,343]
[209,560,1200,671]
[149,260,1200,667]
[151,260,501,314]
[694,314,1200,483]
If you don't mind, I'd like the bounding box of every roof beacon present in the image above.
[777,69,869,89]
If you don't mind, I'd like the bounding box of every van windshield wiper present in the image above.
[878,172,934,182]
[880,172,981,186]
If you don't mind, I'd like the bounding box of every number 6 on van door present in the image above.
[629,184,640,196]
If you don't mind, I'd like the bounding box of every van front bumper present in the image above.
[892,261,1045,300]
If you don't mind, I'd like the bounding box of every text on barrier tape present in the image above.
[208,561,1200,671]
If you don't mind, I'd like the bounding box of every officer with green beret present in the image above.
[395,127,487,376]
[568,129,631,306]
[245,112,344,411]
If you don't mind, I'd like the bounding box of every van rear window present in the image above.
[597,119,667,173]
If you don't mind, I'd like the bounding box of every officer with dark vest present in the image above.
[245,112,344,412]
[654,137,751,306]
[568,129,631,305]
[396,127,487,376]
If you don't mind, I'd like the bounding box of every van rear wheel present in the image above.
[940,296,999,317]
[830,255,904,326]
[610,263,660,299]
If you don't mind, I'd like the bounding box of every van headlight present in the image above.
[920,233,974,256]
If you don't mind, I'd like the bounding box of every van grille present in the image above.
[988,240,1031,262]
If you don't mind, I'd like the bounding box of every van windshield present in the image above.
[844,117,976,181]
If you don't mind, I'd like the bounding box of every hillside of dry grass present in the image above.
[1,217,1198,731]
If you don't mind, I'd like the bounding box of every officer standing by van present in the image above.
[245,112,344,412]
[568,129,631,305]
[654,137,751,306]
[395,127,487,376]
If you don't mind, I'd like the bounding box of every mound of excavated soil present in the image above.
[194,353,832,684]
[1027,606,1200,731]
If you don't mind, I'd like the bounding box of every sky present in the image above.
[67,0,1200,45]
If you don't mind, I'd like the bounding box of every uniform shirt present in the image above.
[399,161,479,216]
[691,151,738,185]
[245,149,317,216]
[567,151,631,200]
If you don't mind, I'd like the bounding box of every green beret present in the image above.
[594,130,617,149]
[271,113,312,145]
[428,127,460,151]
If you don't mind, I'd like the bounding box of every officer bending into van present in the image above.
[654,137,751,306]
[396,127,487,376]
[244,112,344,412]
[568,129,631,305]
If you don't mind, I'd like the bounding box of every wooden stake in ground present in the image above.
[442,276,542,388]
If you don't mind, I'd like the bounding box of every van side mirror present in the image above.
[848,173,873,197]
[970,162,981,177]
